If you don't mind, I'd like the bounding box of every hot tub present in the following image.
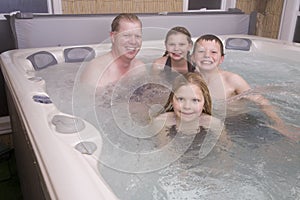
[0,42,120,199]
[1,35,299,200]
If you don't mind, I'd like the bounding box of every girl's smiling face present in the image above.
[165,33,192,61]
[172,83,205,122]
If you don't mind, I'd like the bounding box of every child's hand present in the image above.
[268,122,300,142]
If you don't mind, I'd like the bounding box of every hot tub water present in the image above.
[34,47,300,200]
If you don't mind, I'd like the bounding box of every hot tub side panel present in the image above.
[0,48,119,200]
[6,84,50,200]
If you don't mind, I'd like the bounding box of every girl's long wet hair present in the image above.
[163,72,212,115]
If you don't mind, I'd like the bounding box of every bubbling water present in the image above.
[35,47,300,200]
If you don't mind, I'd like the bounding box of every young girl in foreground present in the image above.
[153,72,224,149]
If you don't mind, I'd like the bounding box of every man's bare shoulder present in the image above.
[80,53,112,85]
[153,56,167,65]
[86,53,113,68]
[129,58,146,74]
[152,56,167,73]
[132,58,145,67]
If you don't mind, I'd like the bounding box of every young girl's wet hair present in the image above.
[193,34,225,56]
[163,72,212,115]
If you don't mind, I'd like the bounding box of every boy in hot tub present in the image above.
[191,34,299,141]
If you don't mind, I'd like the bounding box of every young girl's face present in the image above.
[172,83,205,122]
[165,33,192,61]
[192,39,224,71]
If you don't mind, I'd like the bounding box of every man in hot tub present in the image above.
[80,13,144,89]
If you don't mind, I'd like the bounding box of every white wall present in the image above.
[183,0,236,12]
[279,0,300,42]
[49,0,62,14]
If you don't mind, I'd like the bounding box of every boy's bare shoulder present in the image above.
[222,70,248,85]
[221,70,242,80]
[221,70,251,94]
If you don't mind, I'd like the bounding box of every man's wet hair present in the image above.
[111,13,142,32]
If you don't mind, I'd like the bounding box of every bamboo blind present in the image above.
[61,0,284,39]
[62,0,183,14]
[236,0,284,39]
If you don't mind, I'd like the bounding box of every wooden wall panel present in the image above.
[236,0,284,39]
[62,0,183,14]
[61,0,284,39]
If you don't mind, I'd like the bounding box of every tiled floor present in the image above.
[0,149,23,200]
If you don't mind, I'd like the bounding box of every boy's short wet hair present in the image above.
[111,13,142,32]
[194,34,225,56]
